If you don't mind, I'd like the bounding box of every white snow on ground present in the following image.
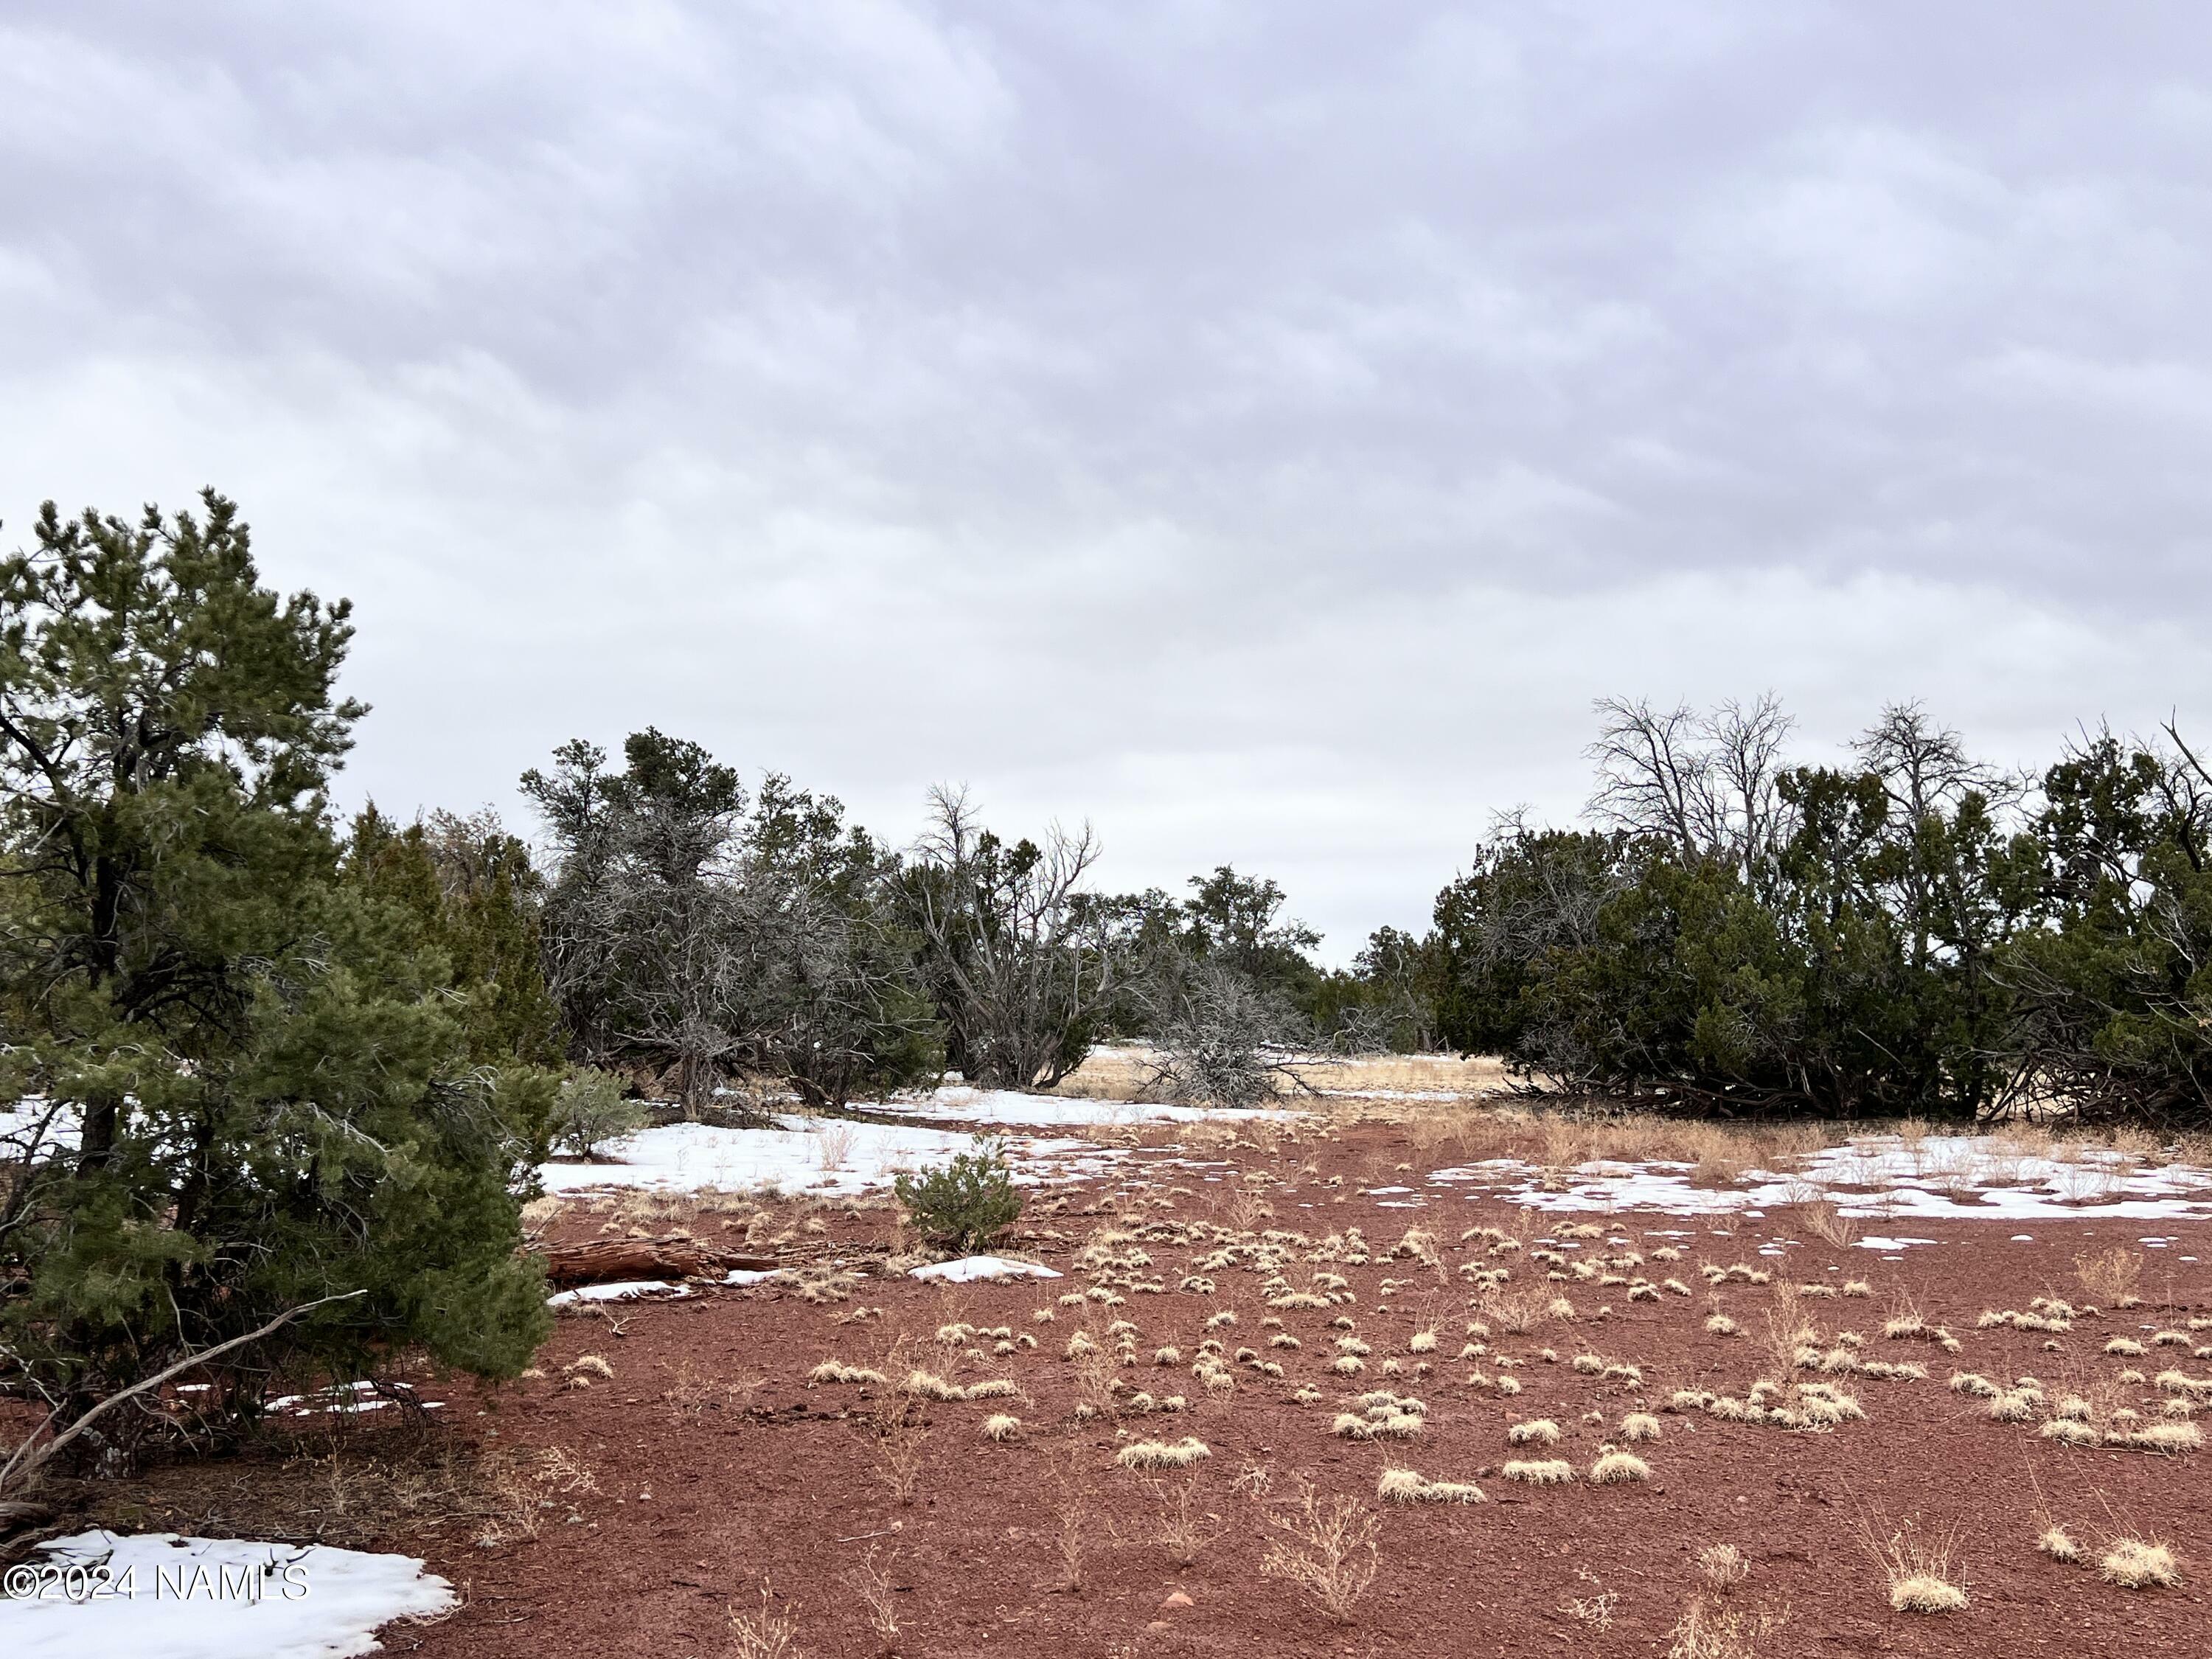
[535,1085,1281,1197]
[869,1087,1281,1129]
[909,1256,1062,1282]
[544,1279,695,1307]
[262,1381,443,1418]
[537,1116,1113,1197]
[1420,1134,2212,1223]
[0,1531,453,1659]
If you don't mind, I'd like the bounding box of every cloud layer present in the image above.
[6,2,2208,953]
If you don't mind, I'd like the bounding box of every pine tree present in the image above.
[0,493,548,1466]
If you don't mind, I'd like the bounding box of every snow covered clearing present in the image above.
[1416,1134,2212,1223]
[533,1086,1279,1197]
[0,1531,454,1659]
[535,1115,1113,1197]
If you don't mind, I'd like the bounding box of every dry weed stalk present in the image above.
[1051,1447,1091,1593]
[1666,1596,1789,1659]
[2073,1246,2144,1308]
[814,1121,856,1173]
[1259,1476,1382,1623]
[869,1397,931,1508]
[1698,1543,1750,1593]
[1559,1567,1618,1631]
[473,1445,600,1547]
[727,1582,804,1659]
[843,1545,902,1651]
[1759,1281,1812,1388]
[1141,1473,1227,1567]
[1796,1194,1860,1249]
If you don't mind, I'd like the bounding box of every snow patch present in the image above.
[908,1256,1062,1283]
[0,1530,453,1659]
[546,1279,692,1307]
[871,1087,1284,1129]
[1432,1134,2212,1222]
[537,1116,1113,1197]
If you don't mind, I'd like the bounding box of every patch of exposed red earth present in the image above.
[394,1126,2210,1658]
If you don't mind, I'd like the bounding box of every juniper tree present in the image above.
[525,735,938,1113]
[0,493,547,1466]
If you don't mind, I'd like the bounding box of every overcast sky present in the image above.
[6,4,2210,958]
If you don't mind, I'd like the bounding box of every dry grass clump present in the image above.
[2123,1421,2201,1454]
[1259,1477,1382,1622]
[1500,1458,1576,1485]
[1857,1514,1967,1614]
[2099,1537,2182,1590]
[1621,1412,1663,1442]
[806,1360,890,1387]
[1376,1465,1486,1505]
[1663,1599,1774,1658]
[1589,1451,1651,1484]
[1666,1598,1787,1659]
[1116,1437,1211,1472]
[2038,1525,2081,1562]
[1507,1418,1562,1446]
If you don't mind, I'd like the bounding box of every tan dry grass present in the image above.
[1666,1597,1788,1659]
[1047,1045,1508,1104]
[1856,1513,1967,1614]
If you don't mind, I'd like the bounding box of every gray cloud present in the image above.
[6,2,2210,955]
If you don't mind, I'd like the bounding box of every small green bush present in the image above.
[894,1138,1023,1253]
[549,1068,649,1157]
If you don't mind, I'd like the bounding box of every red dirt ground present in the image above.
[363,1121,2212,1659]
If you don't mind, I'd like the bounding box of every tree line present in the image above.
[0,493,1378,1464]
[1416,695,2212,1128]
[2,493,2202,1478]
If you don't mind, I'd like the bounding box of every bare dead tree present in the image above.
[1706,694,1795,882]
[1587,696,1714,858]
[902,787,1119,1091]
[1853,701,2006,824]
[1586,694,1794,878]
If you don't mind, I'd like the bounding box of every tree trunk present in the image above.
[534,1236,779,1288]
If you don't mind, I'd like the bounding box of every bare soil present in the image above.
[52,1117,2212,1656]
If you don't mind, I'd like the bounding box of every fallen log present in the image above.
[534,1237,781,1289]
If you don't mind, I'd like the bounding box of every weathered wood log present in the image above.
[534,1236,780,1289]
[0,1500,55,1540]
